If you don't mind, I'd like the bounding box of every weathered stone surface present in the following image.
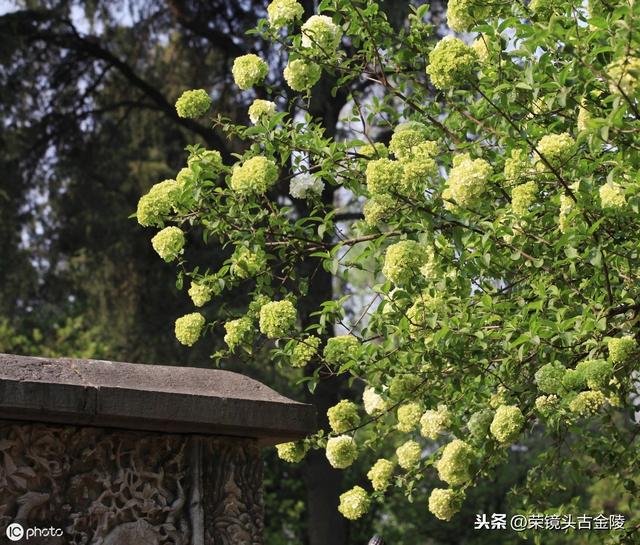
[0,353,316,445]
[0,420,264,545]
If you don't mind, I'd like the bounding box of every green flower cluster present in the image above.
[363,387,386,415]
[326,435,358,468]
[536,133,576,169]
[388,375,422,400]
[358,142,388,159]
[151,226,185,262]
[388,122,435,160]
[407,293,445,336]
[446,0,489,32]
[367,458,395,492]
[569,390,607,416]
[490,405,525,444]
[608,336,636,364]
[230,245,267,279]
[382,240,427,285]
[428,488,463,521]
[446,153,492,209]
[427,36,478,90]
[535,394,559,417]
[301,15,342,50]
[224,317,253,351]
[420,405,451,439]
[230,156,278,195]
[599,183,626,209]
[467,408,493,439]
[284,59,321,91]
[328,400,361,434]
[504,149,530,182]
[534,361,566,394]
[137,180,180,227]
[606,57,640,96]
[291,335,321,367]
[267,0,304,28]
[365,158,405,195]
[188,282,212,307]
[323,335,359,365]
[175,89,211,119]
[396,440,422,469]
[232,54,268,90]
[248,99,277,124]
[338,486,370,520]
[559,194,574,233]
[511,181,538,216]
[259,300,297,339]
[436,439,475,486]
[397,402,423,432]
[175,312,205,346]
[276,441,308,463]
[363,194,395,226]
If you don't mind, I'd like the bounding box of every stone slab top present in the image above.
[0,353,316,445]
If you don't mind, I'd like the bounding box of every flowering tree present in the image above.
[137,0,640,537]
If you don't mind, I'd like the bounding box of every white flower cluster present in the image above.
[289,173,325,199]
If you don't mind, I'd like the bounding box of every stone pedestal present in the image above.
[0,354,315,544]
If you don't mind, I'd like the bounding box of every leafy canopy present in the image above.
[136,0,640,536]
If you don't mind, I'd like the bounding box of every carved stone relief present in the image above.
[0,421,264,545]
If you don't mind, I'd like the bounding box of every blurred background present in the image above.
[0,1,627,544]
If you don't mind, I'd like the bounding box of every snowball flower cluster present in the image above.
[289,173,324,199]
[429,488,463,521]
[363,194,395,226]
[291,335,321,367]
[283,59,321,91]
[467,408,493,439]
[536,133,576,168]
[396,440,422,469]
[224,317,252,351]
[407,293,445,335]
[446,153,492,209]
[301,15,342,50]
[276,441,308,463]
[397,402,423,432]
[606,57,640,96]
[175,312,205,346]
[175,89,211,119]
[388,122,434,160]
[137,179,179,227]
[151,226,185,262]
[427,36,478,90]
[328,400,361,434]
[436,439,475,486]
[569,390,607,416]
[389,375,422,400]
[511,181,538,216]
[248,99,277,124]
[188,282,212,307]
[326,435,358,468]
[446,0,489,32]
[323,335,359,365]
[503,149,530,182]
[608,336,636,364]
[230,156,278,195]
[535,394,559,417]
[420,405,451,439]
[578,359,613,390]
[534,361,566,394]
[267,0,304,28]
[382,240,427,285]
[363,387,386,415]
[338,486,370,520]
[230,245,267,279]
[490,405,525,444]
[232,54,268,90]
[259,300,297,339]
[367,458,395,492]
[599,183,626,209]
[365,158,405,195]
[559,194,574,233]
